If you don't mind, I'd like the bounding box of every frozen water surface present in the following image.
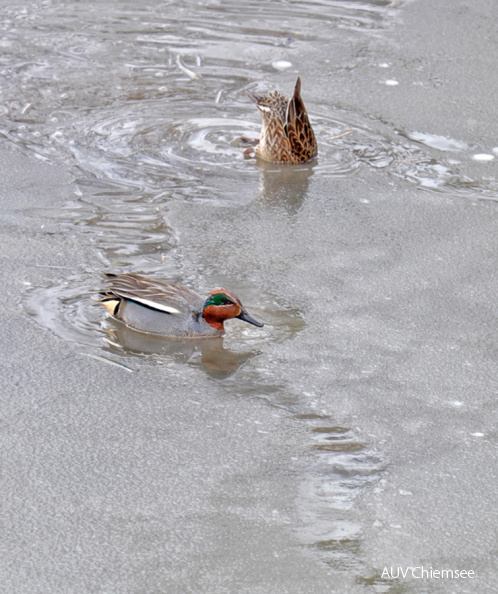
[1,0,497,592]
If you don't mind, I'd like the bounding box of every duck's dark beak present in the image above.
[245,90,259,104]
[237,310,264,327]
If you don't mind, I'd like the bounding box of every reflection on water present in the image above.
[296,414,386,573]
[255,161,316,213]
[103,322,257,378]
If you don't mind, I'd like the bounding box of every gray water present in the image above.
[1,0,497,592]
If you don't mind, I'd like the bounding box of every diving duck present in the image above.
[100,272,264,338]
[245,76,317,164]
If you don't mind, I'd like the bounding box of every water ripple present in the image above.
[24,268,304,378]
[2,0,494,205]
[296,414,386,572]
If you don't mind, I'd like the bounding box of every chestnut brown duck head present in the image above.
[246,77,317,164]
[100,272,263,339]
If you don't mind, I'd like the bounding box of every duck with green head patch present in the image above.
[99,272,264,338]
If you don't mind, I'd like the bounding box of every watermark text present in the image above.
[382,566,474,580]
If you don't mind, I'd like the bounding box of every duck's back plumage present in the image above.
[248,77,317,164]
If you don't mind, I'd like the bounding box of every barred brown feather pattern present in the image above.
[248,77,317,164]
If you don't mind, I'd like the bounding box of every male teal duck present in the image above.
[100,272,264,338]
[245,76,317,164]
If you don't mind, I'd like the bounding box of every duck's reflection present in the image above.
[255,160,315,213]
[102,322,256,378]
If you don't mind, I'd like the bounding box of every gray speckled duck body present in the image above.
[100,272,263,339]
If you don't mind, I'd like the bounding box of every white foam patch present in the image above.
[472,153,494,161]
[409,131,469,152]
[272,60,292,71]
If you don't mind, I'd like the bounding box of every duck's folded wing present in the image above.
[284,78,317,161]
[104,273,203,315]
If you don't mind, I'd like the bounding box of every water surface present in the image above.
[2,0,497,592]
